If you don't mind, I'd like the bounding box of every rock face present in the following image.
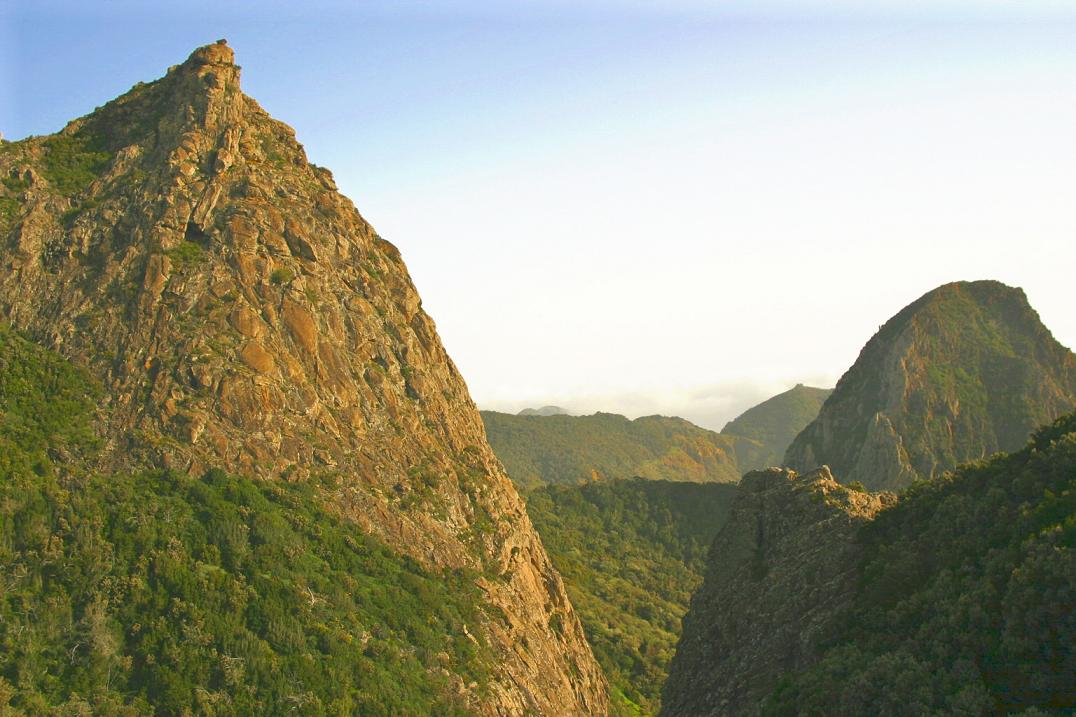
[660,467,894,717]
[0,41,607,716]
[784,281,1075,491]
[720,384,832,471]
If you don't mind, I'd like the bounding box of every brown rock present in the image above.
[281,299,317,354]
[0,41,608,717]
[240,341,276,374]
[230,304,264,338]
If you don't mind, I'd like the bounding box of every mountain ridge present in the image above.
[481,410,754,490]
[0,41,607,716]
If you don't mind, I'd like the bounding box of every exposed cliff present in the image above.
[784,281,1075,490]
[0,41,606,715]
[661,467,894,717]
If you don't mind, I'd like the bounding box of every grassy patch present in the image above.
[40,133,112,196]
[165,240,205,270]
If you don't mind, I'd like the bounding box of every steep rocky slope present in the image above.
[661,468,894,717]
[481,411,755,490]
[785,281,1075,490]
[665,413,1076,717]
[720,384,831,472]
[0,41,606,715]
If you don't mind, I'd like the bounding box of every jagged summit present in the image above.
[189,38,236,65]
[784,279,1075,490]
[0,44,608,716]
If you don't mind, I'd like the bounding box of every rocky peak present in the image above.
[0,43,608,715]
[661,467,894,716]
[784,280,1075,490]
[164,39,242,130]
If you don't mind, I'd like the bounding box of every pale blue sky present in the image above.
[4,1,1075,428]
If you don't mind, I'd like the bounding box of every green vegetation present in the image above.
[762,412,1076,716]
[1,176,29,194]
[0,176,29,233]
[40,133,112,196]
[165,240,205,269]
[0,198,21,233]
[527,479,737,716]
[720,384,831,471]
[0,325,492,715]
[0,324,101,479]
[270,267,294,285]
[482,411,748,490]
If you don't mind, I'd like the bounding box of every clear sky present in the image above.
[4,1,1075,429]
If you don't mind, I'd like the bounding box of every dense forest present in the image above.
[526,479,737,716]
[0,325,493,715]
[762,412,1075,716]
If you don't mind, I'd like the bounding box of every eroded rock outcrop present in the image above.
[661,467,894,717]
[0,41,607,716]
[784,281,1075,491]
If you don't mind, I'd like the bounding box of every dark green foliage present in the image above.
[527,479,737,716]
[164,240,204,270]
[762,413,1076,716]
[0,324,100,480]
[0,176,29,233]
[40,133,112,197]
[0,326,491,715]
[720,384,831,471]
[482,411,745,490]
[270,267,294,285]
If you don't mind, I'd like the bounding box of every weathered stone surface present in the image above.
[239,340,275,374]
[0,41,607,716]
[662,467,895,717]
[784,281,1075,491]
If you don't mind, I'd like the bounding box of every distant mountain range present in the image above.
[482,387,830,490]
[518,405,571,416]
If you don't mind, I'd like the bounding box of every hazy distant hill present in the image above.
[720,384,831,471]
[518,405,570,416]
[785,280,1076,491]
[481,411,754,490]
[527,479,738,717]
